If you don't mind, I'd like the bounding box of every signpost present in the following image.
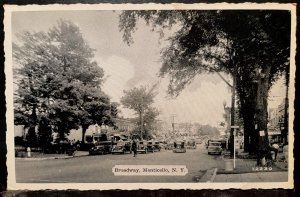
[259,130,265,137]
[231,126,239,169]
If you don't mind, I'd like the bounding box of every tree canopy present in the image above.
[120,10,290,96]
[119,10,291,158]
[13,19,117,144]
[120,85,159,139]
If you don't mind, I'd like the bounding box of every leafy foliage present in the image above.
[14,20,117,144]
[121,85,159,138]
[120,10,290,96]
[121,86,155,114]
[119,10,290,155]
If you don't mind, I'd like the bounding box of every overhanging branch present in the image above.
[216,72,233,88]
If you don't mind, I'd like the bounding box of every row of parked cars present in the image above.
[164,139,198,153]
[89,140,162,155]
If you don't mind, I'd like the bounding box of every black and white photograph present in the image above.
[4,3,295,190]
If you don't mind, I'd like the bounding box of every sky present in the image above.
[11,10,287,127]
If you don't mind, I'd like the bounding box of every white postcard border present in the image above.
[4,3,296,190]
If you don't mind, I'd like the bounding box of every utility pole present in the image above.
[230,71,236,158]
[230,54,237,158]
[216,56,236,158]
[171,114,176,134]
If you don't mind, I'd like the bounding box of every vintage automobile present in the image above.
[173,140,187,153]
[89,145,106,155]
[186,139,197,149]
[154,141,161,151]
[147,140,155,153]
[195,137,202,144]
[206,139,228,150]
[158,140,167,149]
[89,141,112,155]
[165,142,175,150]
[111,140,132,154]
[207,141,222,155]
[137,140,148,154]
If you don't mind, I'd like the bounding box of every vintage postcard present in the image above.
[4,3,296,190]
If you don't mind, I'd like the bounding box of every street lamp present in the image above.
[229,64,237,158]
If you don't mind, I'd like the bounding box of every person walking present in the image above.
[270,143,279,161]
[132,139,137,157]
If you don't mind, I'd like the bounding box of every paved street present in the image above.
[16,144,223,183]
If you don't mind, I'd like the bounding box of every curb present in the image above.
[15,153,89,161]
[16,156,72,161]
[206,168,218,183]
[198,168,218,182]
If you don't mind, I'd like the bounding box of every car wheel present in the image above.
[208,152,211,155]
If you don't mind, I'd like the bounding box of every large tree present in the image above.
[119,10,290,163]
[13,20,117,144]
[79,86,118,144]
[120,85,158,139]
[142,106,160,139]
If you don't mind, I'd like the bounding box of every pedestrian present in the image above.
[27,147,31,158]
[132,139,137,157]
[283,143,288,162]
[270,143,279,161]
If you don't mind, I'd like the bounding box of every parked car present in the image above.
[207,141,222,155]
[186,139,197,149]
[159,141,167,149]
[154,141,161,151]
[173,140,186,153]
[137,140,148,154]
[165,142,175,150]
[195,137,202,144]
[111,141,132,154]
[147,140,155,153]
[89,141,112,155]
[89,145,106,155]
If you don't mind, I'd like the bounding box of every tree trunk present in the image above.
[139,110,144,139]
[239,95,256,154]
[282,69,289,144]
[81,125,88,144]
[255,68,271,165]
[243,114,254,153]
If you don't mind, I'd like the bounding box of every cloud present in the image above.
[99,55,134,102]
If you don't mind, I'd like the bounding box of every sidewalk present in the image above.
[15,151,90,160]
[214,171,288,182]
[199,151,288,182]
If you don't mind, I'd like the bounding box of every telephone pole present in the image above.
[171,114,176,134]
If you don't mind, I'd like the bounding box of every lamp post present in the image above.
[230,64,237,158]
[171,114,176,135]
